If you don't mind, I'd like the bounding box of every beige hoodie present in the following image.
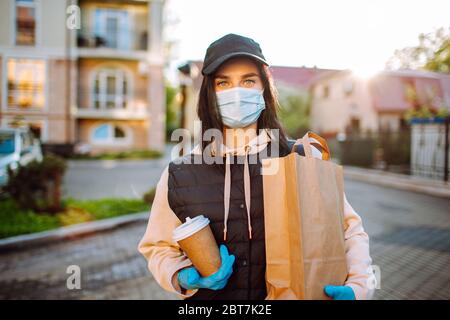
[138,130,375,300]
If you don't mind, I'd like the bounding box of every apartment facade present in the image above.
[310,69,450,137]
[0,0,166,153]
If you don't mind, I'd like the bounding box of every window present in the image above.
[0,133,16,155]
[91,123,130,144]
[350,118,361,133]
[94,9,130,49]
[350,103,358,111]
[92,68,129,109]
[323,85,330,99]
[7,59,45,109]
[343,81,354,96]
[20,132,33,154]
[15,0,36,45]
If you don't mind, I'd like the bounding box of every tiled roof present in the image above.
[309,67,450,112]
[268,65,338,90]
[369,70,450,112]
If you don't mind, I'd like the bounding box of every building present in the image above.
[310,69,450,137]
[269,65,336,94]
[0,0,166,154]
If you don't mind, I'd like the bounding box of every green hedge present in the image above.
[0,198,149,239]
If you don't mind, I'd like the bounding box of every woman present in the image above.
[138,34,374,300]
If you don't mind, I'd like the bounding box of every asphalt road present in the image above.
[62,145,176,200]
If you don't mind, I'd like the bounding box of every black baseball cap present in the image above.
[201,33,269,76]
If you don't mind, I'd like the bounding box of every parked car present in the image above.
[0,127,43,186]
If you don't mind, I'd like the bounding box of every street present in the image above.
[0,176,448,299]
[62,145,175,200]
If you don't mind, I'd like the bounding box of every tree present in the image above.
[425,36,450,72]
[386,27,450,73]
[277,88,311,139]
[165,83,179,139]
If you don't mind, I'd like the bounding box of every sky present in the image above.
[164,0,450,83]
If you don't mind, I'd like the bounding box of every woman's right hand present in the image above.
[178,245,235,290]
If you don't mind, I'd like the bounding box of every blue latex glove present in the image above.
[178,244,235,290]
[324,285,356,300]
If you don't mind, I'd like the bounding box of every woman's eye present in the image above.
[216,81,228,87]
[243,79,256,86]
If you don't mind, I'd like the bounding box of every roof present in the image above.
[308,69,350,87]
[369,70,450,112]
[309,67,450,112]
[268,65,338,90]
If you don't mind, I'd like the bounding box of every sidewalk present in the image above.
[343,165,450,199]
[0,212,149,252]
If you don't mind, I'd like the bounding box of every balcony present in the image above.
[77,28,148,50]
[75,90,149,120]
[77,27,148,60]
[73,106,149,120]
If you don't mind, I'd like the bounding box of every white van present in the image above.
[0,127,43,186]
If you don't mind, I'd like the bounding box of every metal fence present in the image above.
[336,128,411,173]
[335,119,450,181]
[410,117,450,182]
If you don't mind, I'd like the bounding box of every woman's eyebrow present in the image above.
[241,72,259,78]
[214,74,229,79]
[214,72,260,80]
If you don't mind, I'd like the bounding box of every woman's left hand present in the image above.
[324,285,356,300]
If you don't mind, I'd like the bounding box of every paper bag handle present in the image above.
[291,131,331,160]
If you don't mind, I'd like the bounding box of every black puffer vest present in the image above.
[167,140,305,300]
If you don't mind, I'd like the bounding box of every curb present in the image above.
[343,166,450,199]
[0,211,149,252]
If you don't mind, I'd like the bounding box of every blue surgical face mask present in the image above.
[216,87,266,128]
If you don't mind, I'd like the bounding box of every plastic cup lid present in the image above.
[172,215,210,242]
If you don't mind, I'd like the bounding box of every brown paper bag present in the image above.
[262,131,348,300]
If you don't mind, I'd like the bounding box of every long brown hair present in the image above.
[197,60,289,152]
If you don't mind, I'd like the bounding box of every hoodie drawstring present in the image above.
[223,145,252,241]
[223,152,231,241]
[243,145,252,239]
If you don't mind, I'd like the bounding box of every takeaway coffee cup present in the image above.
[173,215,221,277]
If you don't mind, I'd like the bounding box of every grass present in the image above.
[71,149,163,160]
[63,198,149,220]
[0,199,60,239]
[0,197,149,240]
